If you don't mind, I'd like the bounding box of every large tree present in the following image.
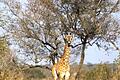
[1,0,120,79]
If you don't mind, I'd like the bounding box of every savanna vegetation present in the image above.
[0,0,120,80]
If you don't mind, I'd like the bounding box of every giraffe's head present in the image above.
[64,32,73,44]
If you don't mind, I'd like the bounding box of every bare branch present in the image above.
[71,43,82,48]
[109,0,119,13]
[110,40,120,51]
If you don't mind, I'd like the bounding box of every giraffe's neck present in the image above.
[62,44,70,60]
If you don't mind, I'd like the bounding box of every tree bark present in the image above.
[75,35,88,80]
[75,43,86,80]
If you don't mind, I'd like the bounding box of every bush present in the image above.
[23,68,46,80]
[84,64,112,80]
[0,38,24,80]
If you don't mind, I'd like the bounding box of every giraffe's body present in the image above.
[52,34,72,80]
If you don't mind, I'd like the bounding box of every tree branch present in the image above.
[90,37,101,46]
[71,43,82,48]
[109,0,119,13]
[110,40,120,51]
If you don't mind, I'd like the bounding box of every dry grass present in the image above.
[41,64,120,80]
[0,63,120,80]
[0,54,24,80]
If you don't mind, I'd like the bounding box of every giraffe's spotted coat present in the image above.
[52,34,72,80]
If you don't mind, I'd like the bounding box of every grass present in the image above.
[0,63,120,80]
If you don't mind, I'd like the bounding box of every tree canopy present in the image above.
[0,0,120,79]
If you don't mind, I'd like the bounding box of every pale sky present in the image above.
[84,44,119,64]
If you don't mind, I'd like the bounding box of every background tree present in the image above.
[0,37,24,80]
[1,0,120,79]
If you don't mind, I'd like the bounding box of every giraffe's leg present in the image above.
[59,72,65,80]
[65,71,70,80]
[52,67,57,80]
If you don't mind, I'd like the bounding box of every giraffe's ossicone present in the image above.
[52,33,73,80]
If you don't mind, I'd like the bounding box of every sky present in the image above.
[0,27,6,36]
[84,44,119,64]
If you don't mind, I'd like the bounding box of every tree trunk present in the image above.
[75,42,86,80]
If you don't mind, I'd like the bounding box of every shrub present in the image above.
[0,38,24,80]
[84,64,112,80]
[23,68,46,80]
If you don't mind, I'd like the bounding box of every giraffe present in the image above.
[52,33,73,80]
